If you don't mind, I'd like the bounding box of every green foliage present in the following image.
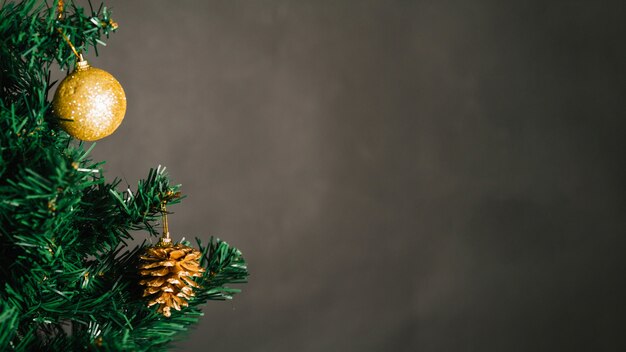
[0,1,248,350]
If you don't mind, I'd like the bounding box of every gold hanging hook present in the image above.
[56,28,84,61]
[56,0,84,62]
[160,201,171,244]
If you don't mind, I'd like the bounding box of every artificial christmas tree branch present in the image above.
[0,1,248,350]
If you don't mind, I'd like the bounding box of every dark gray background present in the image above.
[79,0,626,351]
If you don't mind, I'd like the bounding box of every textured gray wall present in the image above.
[84,1,626,351]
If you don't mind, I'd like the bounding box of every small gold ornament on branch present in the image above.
[52,57,126,141]
[138,202,205,317]
[52,13,126,141]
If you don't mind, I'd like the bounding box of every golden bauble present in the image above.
[52,60,126,141]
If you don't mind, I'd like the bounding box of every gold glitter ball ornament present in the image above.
[139,240,205,317]
[52,60,126,141]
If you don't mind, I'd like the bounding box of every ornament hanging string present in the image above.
[56,28,84,62]
[56,0,84,62]
[161,201,172,244]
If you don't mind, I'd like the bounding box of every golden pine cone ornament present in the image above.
[139,241,205,317]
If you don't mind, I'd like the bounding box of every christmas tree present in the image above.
[0,1,248,350]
